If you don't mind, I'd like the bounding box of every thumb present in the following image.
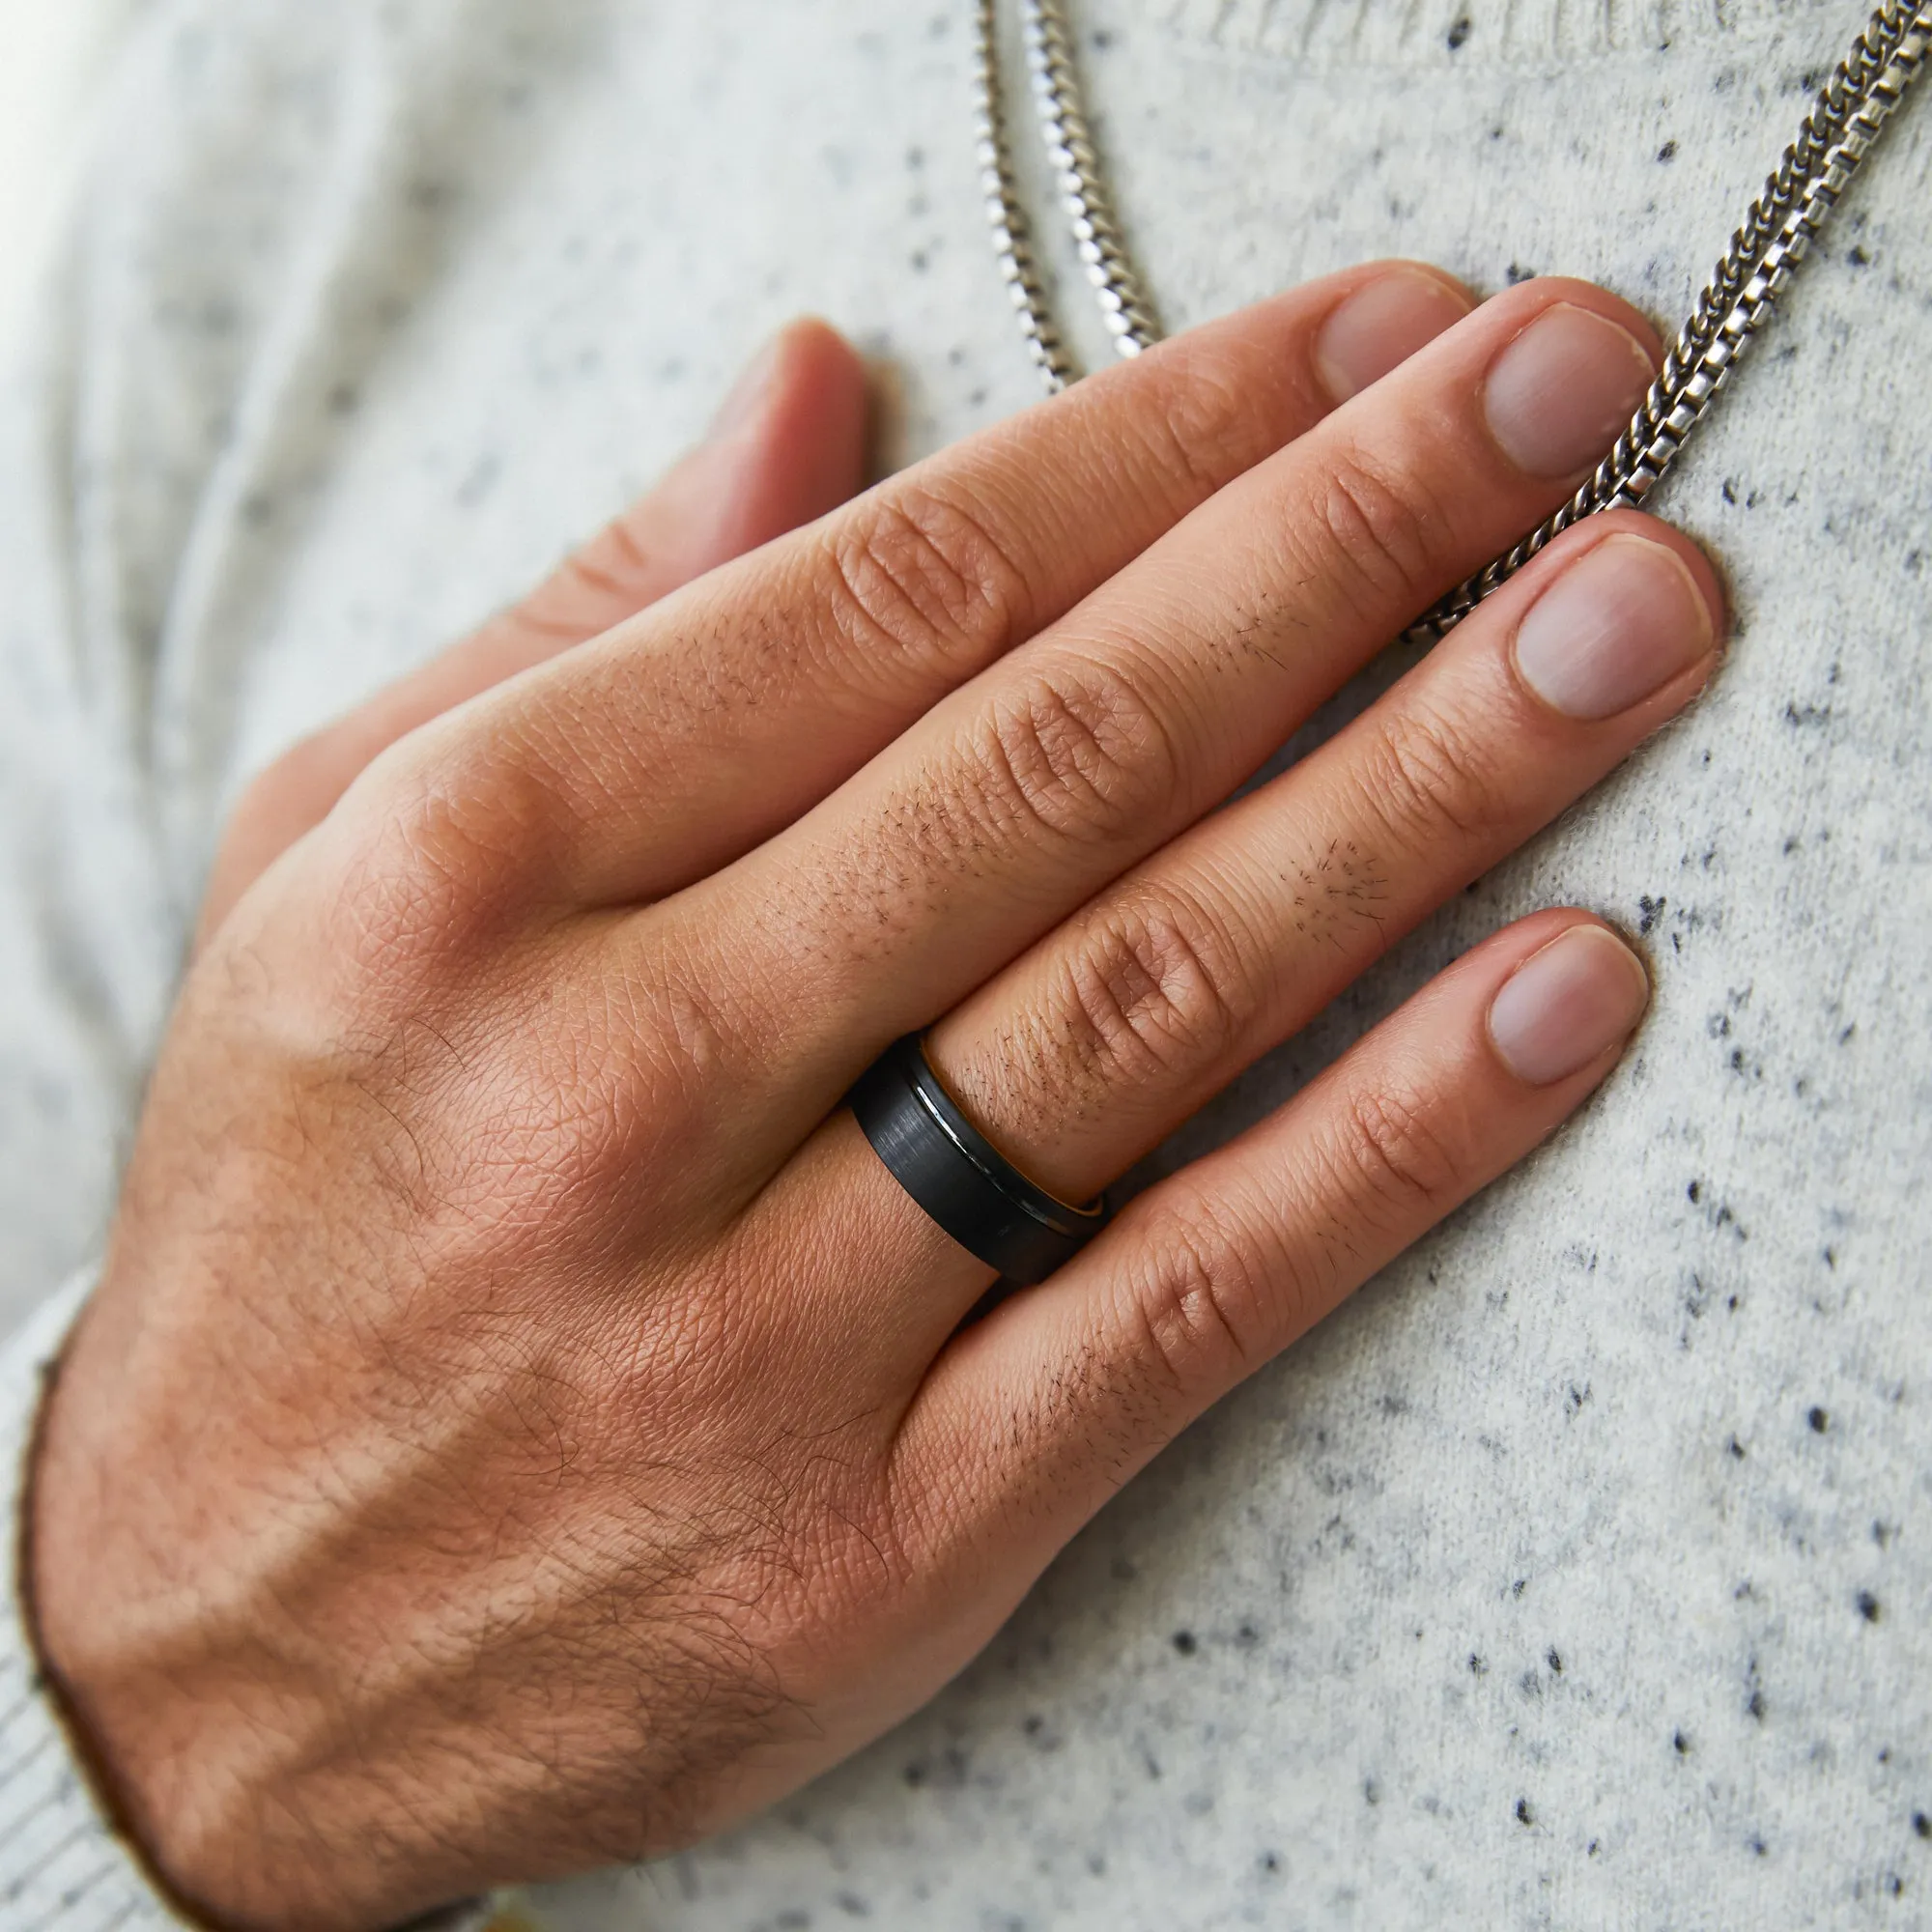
[197,318,869,947]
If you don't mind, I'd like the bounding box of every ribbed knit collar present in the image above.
[1137,0,1853,68]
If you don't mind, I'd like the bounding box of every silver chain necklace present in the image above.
[973,1,1932,639]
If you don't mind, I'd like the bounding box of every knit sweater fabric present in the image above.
[1,2,1927,1926]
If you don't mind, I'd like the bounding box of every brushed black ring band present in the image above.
[850,1033,1111,1286]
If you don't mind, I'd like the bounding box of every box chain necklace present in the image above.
[972,1,1932,640]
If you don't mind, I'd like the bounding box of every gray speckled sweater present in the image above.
[1,2,1928,1926]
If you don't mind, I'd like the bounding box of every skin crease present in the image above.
[28,270,1727,1931]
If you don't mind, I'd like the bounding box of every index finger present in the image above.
[387,264,1471,910]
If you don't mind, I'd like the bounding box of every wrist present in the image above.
[0,1270,185,1929]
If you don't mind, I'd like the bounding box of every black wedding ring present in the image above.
[851,1034,1111,1286]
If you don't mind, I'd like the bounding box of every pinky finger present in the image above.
[895,909,1652,1554]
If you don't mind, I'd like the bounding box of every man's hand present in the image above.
[30,270,1719,1930]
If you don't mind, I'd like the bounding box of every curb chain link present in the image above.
[972,1,1932,639]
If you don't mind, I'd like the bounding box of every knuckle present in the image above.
[1056,884,1252,1088]
[966,660,1176,851]
[584,500,660,587]
[598,932,746,1151]
[816,480,1029,684]
[513,501,664,637]
[1126,1204,1276,1396]
[1354,696,1506,853]
[1129,356,1259,508]
[1330,1075,1466,1225]
[543,548,633,624]
[1307,440,1447,618]
[324,762,534,984]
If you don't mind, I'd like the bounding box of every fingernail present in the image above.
[1317,269,1474,402]
[1484,303,1657,477]
[709,335,783,440]
[1514,533,1715,720]
[1488,924,1651,1087]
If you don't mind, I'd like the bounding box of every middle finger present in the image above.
[673,277,1662,1116]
